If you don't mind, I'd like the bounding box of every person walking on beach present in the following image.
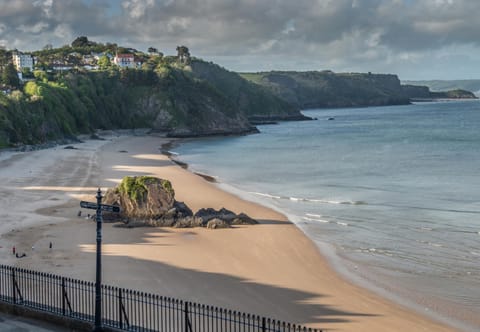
[12,246,15,255]
[49,242,52,250]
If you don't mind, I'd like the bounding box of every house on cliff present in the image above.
[12,52,34,72]
[113,54,136,68]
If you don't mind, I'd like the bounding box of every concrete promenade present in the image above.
[0,311,70,331]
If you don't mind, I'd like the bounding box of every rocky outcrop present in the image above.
[103,176,258,229]
[194,208,257,228]
[402,85,477,100]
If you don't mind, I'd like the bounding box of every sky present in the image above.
[1,0,479,80]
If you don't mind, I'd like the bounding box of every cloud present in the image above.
[1,0,479,78]
[122,0,155,19]
[33,0,53,18]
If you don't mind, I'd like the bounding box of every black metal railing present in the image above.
[0,265,322,331]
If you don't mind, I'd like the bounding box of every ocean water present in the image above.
[173,100,480,331]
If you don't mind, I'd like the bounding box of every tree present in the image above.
[147,47,158,54]
[21,67,34,79]
[1,63,20,88]
[98,55,111,70]
[176,45,190,64]
[71,36,90,48]
[0,48,9,66]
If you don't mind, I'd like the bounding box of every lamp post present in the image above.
[94,188,103,332]
[79,189,120,331]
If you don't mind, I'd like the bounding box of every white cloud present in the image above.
[122,0,154,19]
[166,16,191,34]
[33,0,53,18]
[1,0,480,79]
[53,23,73,40]
[282,19,295,35]
[17,21,49,34]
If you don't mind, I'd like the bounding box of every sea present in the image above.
[172,100,480,331]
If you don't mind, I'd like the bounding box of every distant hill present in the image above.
[241,71,477,109]
[240,71,411,109]
[402,80,480,96]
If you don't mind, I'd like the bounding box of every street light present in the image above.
[94,188,103,332]
[80,188,120,331]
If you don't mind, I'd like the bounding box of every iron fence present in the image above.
[0,265,321,331]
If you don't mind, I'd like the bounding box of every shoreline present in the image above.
[1,134,458,331]
[165,137,473,332]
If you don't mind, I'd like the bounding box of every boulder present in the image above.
[104,176,175,219]
[103,176,258,228]
[194,207,237,226]
[206,218,230,229]
[231,212,257,225]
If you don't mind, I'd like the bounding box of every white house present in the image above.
[12,52,34,71]
[52,65,73,71]
[113,54,135,68]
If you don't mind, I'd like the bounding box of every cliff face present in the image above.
[403,80,480,96]
[136,68,257,137]
[189,60,309,121]
[401,84,431,98]
[240,71,411,109]
[401,85,477,100]
[0,65,273,147]
[240,71,478,110]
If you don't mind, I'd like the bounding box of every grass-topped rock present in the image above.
[103,176,257,228]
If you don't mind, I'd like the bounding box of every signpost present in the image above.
[80,201,121,213]
[80,189,120,332]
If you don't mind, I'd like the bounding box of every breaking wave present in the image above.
[249,191,367,206]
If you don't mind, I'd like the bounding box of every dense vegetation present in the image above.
[189,61,303,121]
[0,38,302,148]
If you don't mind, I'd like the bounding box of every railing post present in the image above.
[11,267,16,304]
[184,301,193,332]
[262,316,266,332]
[118,288,123,329]
[62,277,66,316]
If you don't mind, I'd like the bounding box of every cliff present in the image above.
[189,60,308,122]
[429,89,477,99]
[1,54,319,148]
[401,85,477,100]
[240,71,478,109]
[240,71,411,109]
[402,80,480,96]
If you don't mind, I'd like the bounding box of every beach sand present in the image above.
[0,134,458,331]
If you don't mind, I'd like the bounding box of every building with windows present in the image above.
[113,54,135,68]
[12,52,34,71]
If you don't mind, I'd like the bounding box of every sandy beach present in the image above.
[0,133,458,331]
